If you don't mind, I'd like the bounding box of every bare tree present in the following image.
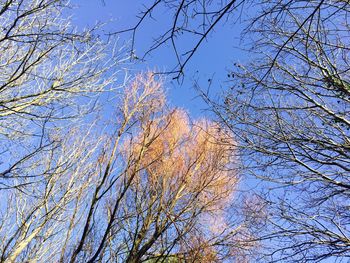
[0,1,125,261]
[0,125,103,262]
[206,1,350,262]
[116,1,350,260]
[66,73,253,263]
[0,70,255,262]
[0,0,123,190]
[0,1,268,261]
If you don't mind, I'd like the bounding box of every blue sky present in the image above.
[66,3,340,262]
[0,2,345,262]
[70,0,248,118]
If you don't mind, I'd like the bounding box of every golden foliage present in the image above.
[129,107,237,213]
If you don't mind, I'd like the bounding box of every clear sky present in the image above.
[70,0,248,118]
[66,3,338,262]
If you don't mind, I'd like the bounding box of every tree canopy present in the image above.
[1,0,349,262]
